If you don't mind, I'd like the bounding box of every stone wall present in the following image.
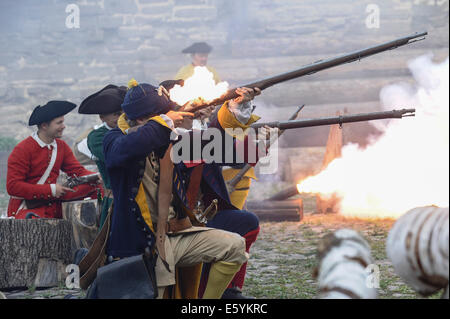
[0,0,448,147]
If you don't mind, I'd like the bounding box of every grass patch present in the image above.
[0,136,18,152]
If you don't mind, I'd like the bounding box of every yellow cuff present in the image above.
[218,101,260,130]
[149,115,170,128]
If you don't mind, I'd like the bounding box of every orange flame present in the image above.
[169,66,229,106]
[297,55,449,219]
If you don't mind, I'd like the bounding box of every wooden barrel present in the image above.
[386,206,449,297]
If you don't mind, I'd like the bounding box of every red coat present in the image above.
[7,135,99,219]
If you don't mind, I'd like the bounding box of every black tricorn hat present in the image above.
[181,42,212,54]
[159,79,184,91]
[78,84,127,115]
[28,101,77,126]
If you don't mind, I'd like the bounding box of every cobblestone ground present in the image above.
[1,196,445,300]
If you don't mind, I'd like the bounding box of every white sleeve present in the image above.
[159,114,175,130]
[50,184,56,197]
[228,101,253,125]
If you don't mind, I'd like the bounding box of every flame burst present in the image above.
[169,66,229,106]
[297,54,449,219]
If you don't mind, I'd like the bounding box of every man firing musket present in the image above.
[177,31,427,114]
[225,104,306,195]
[152,31,424,299]
[226,108,415,195]
[171,32,427,196]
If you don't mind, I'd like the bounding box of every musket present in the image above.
[224,108,415,196]
[24,173,101,209]
[250,108,415,129]
[181,32,427,113]
[226,104,305,193]
[65,173,100,189]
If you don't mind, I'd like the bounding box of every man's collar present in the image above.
[104,122,114,130]
[94,122,114,130]
[31,132,56,149]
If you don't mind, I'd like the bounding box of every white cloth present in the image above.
[192,119,208,130]
[228,101,253,125]
[77,137,96,161]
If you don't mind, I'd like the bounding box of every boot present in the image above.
[222,286,255,299]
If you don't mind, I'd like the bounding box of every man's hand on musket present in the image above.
[55,184,75,198]
[166,110,194,127]
[230,87,261,106]
[194,105,215,121]
[95,174,103,186]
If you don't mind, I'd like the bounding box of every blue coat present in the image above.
[103,119,171,258]
[104,113,259,258]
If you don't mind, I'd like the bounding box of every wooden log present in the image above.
[251,208,302,222]
[245,199,303,222]
[246,199,302,210]
[62,199,99,252]
[266,185,299,201]
[0,219,74,289]
[315,229,377,299]
[386,206,449,297]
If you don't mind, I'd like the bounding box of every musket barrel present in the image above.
[250,109,415,129]
[226,104,305,190]
[187,32,427,111]
[247,32,428,90]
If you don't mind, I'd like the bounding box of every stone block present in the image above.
[134,14,169,26]
[136,45,162,60]
[98,15,124,29]
[78,3,105,16]
[104,0,138,15]
[173,0,208,5]
[172,5,218,19]
[140,2,174,15]
[117,25,153,39]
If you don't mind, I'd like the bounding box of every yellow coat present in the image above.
[175,64,221,83]
[216,101,261,210]
[222,167,257,210]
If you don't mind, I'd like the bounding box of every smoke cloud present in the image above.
[298,54,449,218]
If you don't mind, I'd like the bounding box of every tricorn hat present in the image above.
[28,101,77,126]
[159,79,184,91]
[181,42,212,54]
[78,84,127,115]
